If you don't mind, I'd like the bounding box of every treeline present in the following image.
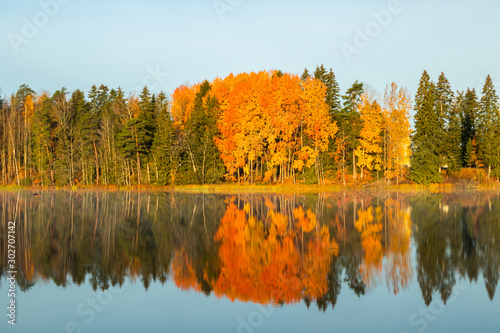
[0,67,498,186]
[411,71,500,185]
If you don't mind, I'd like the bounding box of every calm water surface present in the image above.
[1,190,499,333]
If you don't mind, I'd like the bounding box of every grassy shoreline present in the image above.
[0,182,499,193]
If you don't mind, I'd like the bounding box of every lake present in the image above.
[1,190,499,333]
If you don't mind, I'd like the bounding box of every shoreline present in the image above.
[1,183,499,193]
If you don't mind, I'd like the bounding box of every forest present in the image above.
[1,66,499,187]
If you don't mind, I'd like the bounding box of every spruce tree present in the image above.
[117,87,156,185]
[325,68,341,115]
[152,92,175,185]
[446,92,464,171]
[71,90,92,184]
[341,80,364,113]
[461,89,479,166]
[435,72,454,170]
[312,65,342,178]
[313,65,327,82]
[31,94,55,185]
[138,87,157,151]
[477,75,500,176]
[301,68,310,81]
[52,88,77,186]
[409,71,442,185]
[86,84,111,185]
[337,81,364,180]
[182,80,224,184]
[106,88,126,184]
[464,138,474,168]
[313,65,341,115]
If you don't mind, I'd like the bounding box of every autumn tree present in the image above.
[171,84,197,128]
[301,77,338,184]
[383,83,412,185]
[355,97,384,179]
[214,71,335,184]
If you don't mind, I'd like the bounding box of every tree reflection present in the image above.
[210,201,337,305]
[0,191,499,311]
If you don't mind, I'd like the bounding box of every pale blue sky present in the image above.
[1,0,499,100]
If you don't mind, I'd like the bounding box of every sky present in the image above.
[1,0,499,101]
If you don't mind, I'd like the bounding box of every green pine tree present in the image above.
[446,92,464,171]
[71,90,94,185]
[151,92,175,185]
[31,94,55,185]
[335,81,364,180]
[460,89,479,167]
[181,80,224,184]
[117,87,156,185]
[314,65,341,115]
[301,68,310,81]
[464,138,474,168]
[435,73,458,171]
[409,71,442,185]
[341,80,363,113]
[477,75,500,177]
[52,88,79,186]
[325,68,341,115]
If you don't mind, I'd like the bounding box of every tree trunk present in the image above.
[91,129,100,185]
[11,136,20,186]
[136,151,141,186]
[353,151,357,180]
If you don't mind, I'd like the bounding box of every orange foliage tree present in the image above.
[213,71,337,184]
[171,84,198,128]
[355,96,384,179]
[383,83,412,184]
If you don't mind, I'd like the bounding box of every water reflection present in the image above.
[0,191,499,311]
